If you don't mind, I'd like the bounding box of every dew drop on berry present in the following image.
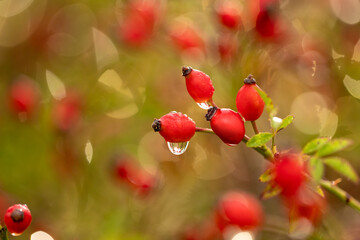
[167,141,189,155]
[196,101,212,109]
[225,143,237,147]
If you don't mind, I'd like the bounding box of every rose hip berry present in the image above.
[284,186,326,226]
[118,0,163,47]
[182,66,215,105]
[236,75,265,121]
[215,0,242,30]
[169,21,206,56]
[216,191,263,231]
[254,0,284,41]
[114,157,158,196]
[4,204,32,236]
[273,153,306,197]
[53,92,82,131]
[206,107,245,145]
[217,33,238,63]
[9,76,39,119]
[152,112,196,143]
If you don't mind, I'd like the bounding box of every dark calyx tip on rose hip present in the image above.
[152,119,161,132]
[244,74,257,84]
[182,66,193,77]
[11,209,24,222]
[205,106,218,121]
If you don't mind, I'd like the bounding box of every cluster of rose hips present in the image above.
[2,204,32,237]
[117,0,286,62]
[152,66,263,151]
[8,75,82,131]
[152,66,326,236]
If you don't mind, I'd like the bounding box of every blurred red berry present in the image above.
[217,33,238,63]
[9,76,40,119]
[115,159,137,181]
[206,107,245,145]
[114,157,158,196]
[182,219,221,240]
[129,169,158,196]
[182,66,215,104]
[169,20,206,55]
[215,0,242,30]
[120,15,154,47]
[118,0,164,47]
[254,0,285,41]
[53,93,82,131]
[236,75,264,121]
[216,191,263,231]
[273,153,306,198]
[152,112,196,143]
[4,204,32,236]
[284,186,326,226]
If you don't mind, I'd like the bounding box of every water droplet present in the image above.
[167,141,189,155]
[197,101,212,109]
[226,143,237,147]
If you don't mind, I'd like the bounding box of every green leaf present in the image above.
[302,137,330,155]
[246,132,273,148]
[309,157,324,181]
[316,138,353,157]
[276,115,294,132]
[261,183,281,200]
[259,168,274,182]
[256,88,277,118]
[323,157,359,183]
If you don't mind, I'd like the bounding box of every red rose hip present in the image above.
[216,191,263,231]
[284,186,326,226]
[169,21,206,56]
[4,204,32,236]
[215,0,242,30]
[206,107,245,145]
[273,153,306,197]
[53,92,82,131]
[182,66,215,109]
[236,75,265,121]
[9,76,40,120]
[152,112,196,155]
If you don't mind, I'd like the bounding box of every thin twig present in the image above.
[195,127,214,134]
[319,179,360,213]
[210,99,218,108]
[251,121,259,134]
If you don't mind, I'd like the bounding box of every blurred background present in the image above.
[0,0,360,239]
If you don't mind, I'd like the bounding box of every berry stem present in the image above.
[210,99,218,108]
[271,135,277,154]
[319,179,360,213]
[251,121,259,134]
[0,226,9,240]
[242,135,274,161]
[242,135,250,143]
[195,127,214,134]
